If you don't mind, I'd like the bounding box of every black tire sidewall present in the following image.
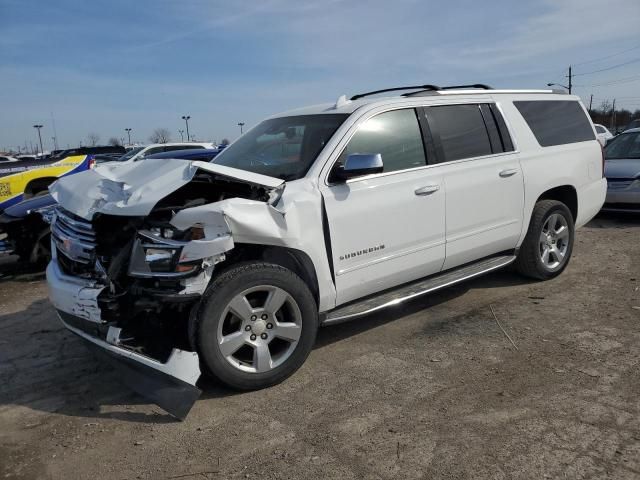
[531,202,575,278]
[195,263,318,390]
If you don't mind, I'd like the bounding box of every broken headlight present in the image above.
[128,230,200,278]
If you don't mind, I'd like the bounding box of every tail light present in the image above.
[600,145,605,178]
[88,157,96,169]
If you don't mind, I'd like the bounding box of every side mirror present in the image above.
[332,153,383,182]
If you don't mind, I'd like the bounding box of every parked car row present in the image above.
[0,147,223,263]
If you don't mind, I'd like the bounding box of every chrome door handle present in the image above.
[414,185,440,196]
[499,168,518,178]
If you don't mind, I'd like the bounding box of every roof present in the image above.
[271,88,575,118]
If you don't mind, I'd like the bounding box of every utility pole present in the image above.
[33,125,44,155]
[51,112,58,149]
[181,116,191,141]
[610,99,616,130]
[125,128,132,145]
[588,94,593,114]
[567,65,572,94]
[237,122,245,135]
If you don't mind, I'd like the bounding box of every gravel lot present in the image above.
[1,214,639,480]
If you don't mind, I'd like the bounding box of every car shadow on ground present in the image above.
[588,211,640,228]
[0,256,46,282]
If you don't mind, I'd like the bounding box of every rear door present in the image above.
[320,108,446,305]
[420,103,524,270]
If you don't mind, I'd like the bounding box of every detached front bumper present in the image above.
[46,260,202,419]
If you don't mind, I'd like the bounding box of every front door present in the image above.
[320,108,446,306]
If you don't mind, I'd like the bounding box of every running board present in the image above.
[322,254,516,326]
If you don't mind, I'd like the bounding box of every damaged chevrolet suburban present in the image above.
[46,85,606,418]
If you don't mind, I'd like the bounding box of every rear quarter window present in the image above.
[514,100,595,147]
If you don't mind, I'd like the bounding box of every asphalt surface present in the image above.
[1,214,639,479]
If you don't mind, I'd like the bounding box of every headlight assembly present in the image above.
[128,230,200,278]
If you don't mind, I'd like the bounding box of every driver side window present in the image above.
[340,109,427,173]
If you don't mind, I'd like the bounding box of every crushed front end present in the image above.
[46,159,284,419]
[47,207,224,418]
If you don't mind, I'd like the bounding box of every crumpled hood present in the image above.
[49,159,284,220]
[605,159,640,179]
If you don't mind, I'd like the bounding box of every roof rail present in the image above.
[403,83,493,97]
[440,84,492,90]
[350,85,441,101]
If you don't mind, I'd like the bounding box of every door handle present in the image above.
[499,168,518,178]
[414,185,440,196]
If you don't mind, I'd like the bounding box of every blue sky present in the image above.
[1,0,640,152]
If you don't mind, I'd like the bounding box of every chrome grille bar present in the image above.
[51,207,96,264]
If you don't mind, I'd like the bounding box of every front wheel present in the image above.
[193,262,318,390]
[514,200,575,280]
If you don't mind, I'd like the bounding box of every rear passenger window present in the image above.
[341,109,426,173]
[514,100,595,147]
[424,104,493,162]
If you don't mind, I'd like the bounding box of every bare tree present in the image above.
[108,137,122,146]
[149,128,171,144]
[220,138,230,145]
[87,133,100,146]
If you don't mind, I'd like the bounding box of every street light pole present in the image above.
[178,129,184,141]
[237,122,245,135]
[33,125,44,155]
[125,128,132,145]
[181,116,191,141]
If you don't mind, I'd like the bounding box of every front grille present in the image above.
[52,207,96,265]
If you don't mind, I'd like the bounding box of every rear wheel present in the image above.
[515,200,574,280]
[193,262,318,390]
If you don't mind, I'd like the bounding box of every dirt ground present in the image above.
[1,214,639,480]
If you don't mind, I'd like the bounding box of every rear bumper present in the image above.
[46,260,202,419]
[603,189,640,212]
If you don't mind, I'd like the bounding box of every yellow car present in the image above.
[0,147,124,211]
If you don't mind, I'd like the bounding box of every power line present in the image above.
[590,74,640,87]
[573,57,640,76]
[572,43,640,67]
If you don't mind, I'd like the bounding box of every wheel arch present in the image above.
[536,185,578,222]
[23,177,58,199]
[224,244,320,306]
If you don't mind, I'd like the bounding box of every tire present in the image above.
[193,262,318,390]
[515,200,575,280]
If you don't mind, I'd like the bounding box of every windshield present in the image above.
[117,146,145,161]
[605,131,640,159]
[213,114,348,180]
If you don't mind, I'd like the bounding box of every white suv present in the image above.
[46,85,606,418]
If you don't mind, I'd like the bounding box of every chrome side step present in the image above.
[322,254,516,326]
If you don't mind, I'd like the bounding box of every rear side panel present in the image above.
[496,96,605,240]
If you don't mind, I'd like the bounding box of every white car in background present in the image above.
[117,142,217,162]
[594,124,613,146]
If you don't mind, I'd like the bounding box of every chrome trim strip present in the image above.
[322,255,516,325]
